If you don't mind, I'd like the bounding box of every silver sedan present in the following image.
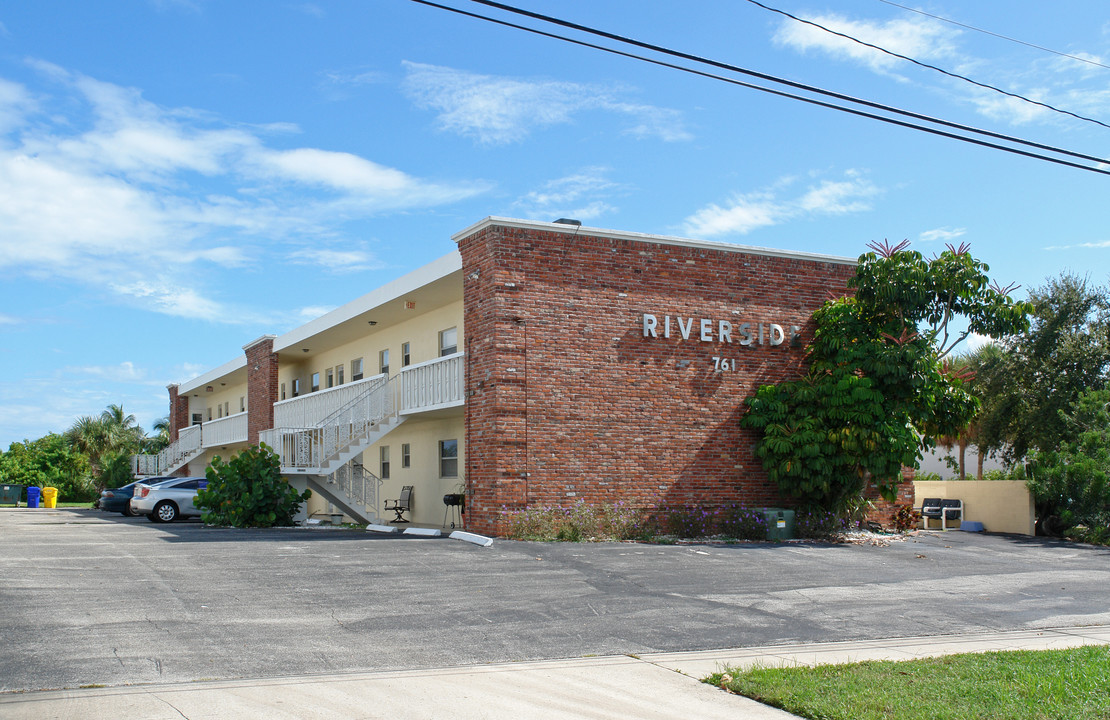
[130,477,208,523]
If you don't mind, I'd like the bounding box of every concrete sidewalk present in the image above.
[3,625,1107,720]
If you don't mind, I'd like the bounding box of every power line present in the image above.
[877,0,1110,71]
[745,0,1110,130]
[404,0,1110,176]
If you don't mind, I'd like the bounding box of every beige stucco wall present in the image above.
[278,300,463,400]
[913,480,1034,536]
[303,414,465,527]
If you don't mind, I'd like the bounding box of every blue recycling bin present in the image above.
[26,486,41,508]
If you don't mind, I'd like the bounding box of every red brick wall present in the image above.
[458,222,856,535]
[863,467,916,529]
[244,336,278,444]
[168,384,189,441]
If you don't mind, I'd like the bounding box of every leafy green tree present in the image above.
[1026,389,1110,539]
[65,404,147,483]
[742,241,1030,506]
[975,273,1109,462]
[195,444,310,527]
[0,434,95,501]
[98,452,135,490]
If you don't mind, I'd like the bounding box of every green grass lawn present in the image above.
[707,645,1110,720]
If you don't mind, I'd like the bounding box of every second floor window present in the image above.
[311,372,320,393]
[326,368,334,389]
[380,349,390,376]
[352,358,363,381]
[402,342,411,367]
[440,327,458,357]
[292,378,301,397]
[336,364,344,385]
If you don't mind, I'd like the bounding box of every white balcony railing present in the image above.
[202,411,248,448]
[261,376,397,470]
[400,352,465,414]
[273,374,385,430]
[131,423,202,477]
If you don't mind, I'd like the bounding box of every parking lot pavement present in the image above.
[2,508,1110,694]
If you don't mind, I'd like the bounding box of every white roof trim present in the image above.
[273,250,461,352]
[453,216,856,266]
[179,356,248,395]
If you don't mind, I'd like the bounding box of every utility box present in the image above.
[763,508,796,541]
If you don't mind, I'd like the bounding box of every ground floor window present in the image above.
[380,446,390,479]
[401,443,410,468]
[439,439,458,477]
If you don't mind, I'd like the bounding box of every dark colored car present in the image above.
[98,477,177,516]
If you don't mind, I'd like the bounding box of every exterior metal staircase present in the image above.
[261,376,405,524]
[131,424,204,477]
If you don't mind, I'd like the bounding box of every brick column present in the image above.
[243,336,279,444]
[167,384,189,441]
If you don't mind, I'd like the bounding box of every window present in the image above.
[292,378,301,397]
[439,327,458,357]
[439,439,458,477]
[240,397,245,413]
[336,364,344,385]
[207,408,212,421]
[217,405,223,419]
[280,383,286,401]
[191,413,203,426]
[379,348,390,376]
[380,446,390,480]
[352,358,363,381]
[224,401,230,417]
[402,342,411,367]
[325,368,334,389]
[311,372,320,393]
[401,443,411,468]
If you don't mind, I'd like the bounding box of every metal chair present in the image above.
[384,485,413,523]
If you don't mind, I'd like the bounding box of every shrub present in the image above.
[195,444,310,528]
[99,452,134,490]
[500,501,652,542]
[893,504,920,532]
[794,506,845,539]
[719,505,768,540]
[657,504,719,538]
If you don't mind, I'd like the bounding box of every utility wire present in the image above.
[877,0,1110,71]
[429,0,1110,175]
[746,0,1110,130]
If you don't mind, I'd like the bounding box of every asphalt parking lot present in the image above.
[3,508,1109,693]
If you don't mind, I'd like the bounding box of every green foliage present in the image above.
[195,444,310,528]
[794,506,846,539]
[742,242,1030,506]
[975,274,1109,461]
[0,433,96,501]
[1026,389,1110,538]
[99,452,134,490]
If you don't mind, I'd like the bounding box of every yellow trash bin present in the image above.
[42,486,58,508]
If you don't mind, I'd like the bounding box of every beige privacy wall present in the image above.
[913,480,1035,536]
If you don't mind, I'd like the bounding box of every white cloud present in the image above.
[71,361,149,383]
[919,227,967,243]
[401,61,691,145]
[297,305,336,321]
[773,13,959,74]
[512,167,619,221]
[1044,239,1110,250]
[0,64,488,322]
[287,248,384,273]
[0,313,20,325]
[682,171,879,238]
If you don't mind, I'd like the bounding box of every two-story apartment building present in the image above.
[135,217,858,534]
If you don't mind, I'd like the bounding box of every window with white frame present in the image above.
[439,327,458,357]
[280,383,286,400]
[326,368,334,389]
[240,397,245,413]
[401,443,410,468]
[351,358,363,381]
[380,446,390,480]
[402,342,411,367]
[224,401,230,416]
[311,372,320,393]
[292,378,301,397]
[439,439,458,477]
[379,348,390,376]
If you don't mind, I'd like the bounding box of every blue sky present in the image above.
[1,0,1108,447]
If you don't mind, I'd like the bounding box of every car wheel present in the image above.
[152,501,178,523]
